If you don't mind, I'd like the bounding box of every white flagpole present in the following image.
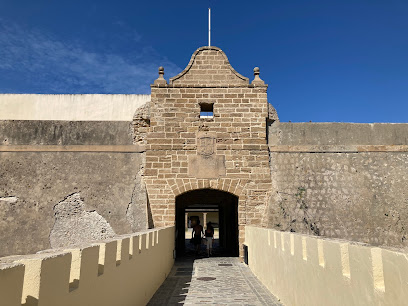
[208,7,211,46]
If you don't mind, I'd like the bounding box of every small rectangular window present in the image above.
[200,103,214,118]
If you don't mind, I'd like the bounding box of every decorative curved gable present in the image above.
[169,46,249,86]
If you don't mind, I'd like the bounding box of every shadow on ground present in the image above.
[147,253,283,306]
[148,238,227,305]
[147,257,194,305]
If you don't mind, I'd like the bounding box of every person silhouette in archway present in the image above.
[192,218,204,255]
[205,222,214,256]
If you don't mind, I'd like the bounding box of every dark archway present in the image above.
[175,189,239,257]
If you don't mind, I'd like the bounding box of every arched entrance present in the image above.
[175,189,239,257]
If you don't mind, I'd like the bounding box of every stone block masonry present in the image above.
[142,47,273,252]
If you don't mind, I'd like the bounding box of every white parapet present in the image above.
[245,226,408,306]
[0,227,174,306]
[0,94,150,121]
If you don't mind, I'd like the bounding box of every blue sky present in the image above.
[0,0,407,122]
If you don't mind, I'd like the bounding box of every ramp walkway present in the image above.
[148,256,282,305]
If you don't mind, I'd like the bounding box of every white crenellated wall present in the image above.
[245,226,408,306]
[0,94,150,121]
[0,227,174,306]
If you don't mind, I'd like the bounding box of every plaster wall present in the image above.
[268,122,408,250]
[245,226,408,306]
[0,120,147,257]
[0,151,145,257]
[0,94,150,121]
[0,227,174,306]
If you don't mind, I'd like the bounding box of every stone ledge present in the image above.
[0,145,145,153]
[269,145,408,153]
[151,84,268,88]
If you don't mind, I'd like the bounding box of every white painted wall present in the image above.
[245,226,408,306]
[0,94,150,121]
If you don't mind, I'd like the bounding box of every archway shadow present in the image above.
[175,189,239,258]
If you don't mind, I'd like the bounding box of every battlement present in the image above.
[0,227,174,306]
[245,226,408,305]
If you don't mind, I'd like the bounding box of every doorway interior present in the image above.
[175,189,239,257]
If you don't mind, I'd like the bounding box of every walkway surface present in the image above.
[148,256,283,305]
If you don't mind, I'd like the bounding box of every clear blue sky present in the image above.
[0,0,407,122]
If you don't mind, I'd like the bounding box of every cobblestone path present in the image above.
[148,257,283,305]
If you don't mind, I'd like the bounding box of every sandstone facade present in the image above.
[141,47,272,250]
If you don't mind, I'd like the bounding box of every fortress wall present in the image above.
[267,122,408,249]
[0,227,174,306]
[0,120,148,257]
[1,120,135,145]
[0,94,150,121]
[269,122,408,146]
[245,226,408,306]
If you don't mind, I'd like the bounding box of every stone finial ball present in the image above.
[159,66,164,74]
[254,67,260,75]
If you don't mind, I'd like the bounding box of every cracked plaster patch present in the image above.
[49,193,115,249]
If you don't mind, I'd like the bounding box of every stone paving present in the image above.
[147,256,283,305]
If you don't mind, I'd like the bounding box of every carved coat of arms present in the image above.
[197,133,215,157]
[189,132,225,178]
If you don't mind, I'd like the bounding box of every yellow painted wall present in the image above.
[245,226,408,306]
[0,227,174,306]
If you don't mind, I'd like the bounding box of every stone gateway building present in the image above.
[1,46,408,259]
[144,46,274,256]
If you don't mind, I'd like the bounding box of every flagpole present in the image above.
[208,7,211,46]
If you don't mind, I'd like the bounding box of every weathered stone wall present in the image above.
[0,120,136,145]
[267,122,408,250]
[143,47,272,250]
[268,122,408,146]
[0,120,148,257]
